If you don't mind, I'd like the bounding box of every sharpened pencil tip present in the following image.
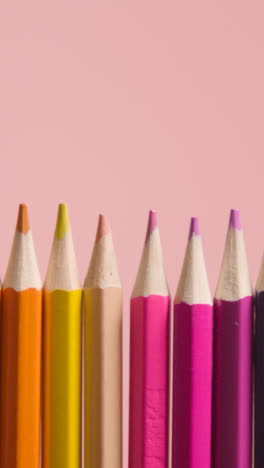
[229,209,242,231]
[95,214,111,242]
[16,204,30,234]
[55,203,70,239]
[188,217,199,239]
[145,210,158,243]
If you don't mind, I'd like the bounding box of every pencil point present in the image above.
[145,210,158,243]
[16,204,30,234]
[55,203,70,239]
[229,209,242,231]
[188,217,199,239]
[95,214,111,242]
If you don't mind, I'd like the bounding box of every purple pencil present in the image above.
[172,217,213,468]
[213,209,253,468]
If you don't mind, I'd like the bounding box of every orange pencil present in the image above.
[0,204,42,468]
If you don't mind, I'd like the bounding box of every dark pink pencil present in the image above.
[213,209,253,468]
[172,217,213,468]
[129,210,170,468]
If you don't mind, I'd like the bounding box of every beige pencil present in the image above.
[84,214,122,468]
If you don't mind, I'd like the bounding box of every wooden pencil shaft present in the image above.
[129,295,169,468]
[84,287,122,468]
[255,291,264,468]
[172,303,213,468]
[0,288,42,468]
[213,297,253,468]
[42,289,82,468]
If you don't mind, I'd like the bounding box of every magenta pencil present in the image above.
[172,217,213,468]
[129,210,170,468]
[213,209,253,468]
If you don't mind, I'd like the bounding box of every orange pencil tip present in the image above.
[95,214,111,242]
[16,204,30,234]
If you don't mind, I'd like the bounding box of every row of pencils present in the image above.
[130,208,255,468]
[0,203,260,468]
[0,203,122,468]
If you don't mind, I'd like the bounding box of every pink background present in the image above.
[0,2,264,467]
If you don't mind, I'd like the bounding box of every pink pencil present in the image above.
[129,210,170,468]
[172,217,213,468]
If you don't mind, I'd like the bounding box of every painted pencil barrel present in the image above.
[0,287,42,468]
[213,297,253,468]
[42,289,82,468]
[255,291,264,468]
[84,287,122,468]
[172,303,213,468]
[129,295,169,468]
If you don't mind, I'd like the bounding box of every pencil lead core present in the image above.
[145,210,158,243]
[96,214,111,242]
[229,208,242,231]
[188,217,199,239]
[16,204,30,234]
[55,203,70,239]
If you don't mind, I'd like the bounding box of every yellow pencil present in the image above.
[42,203,82,468]
[84,214,122,468]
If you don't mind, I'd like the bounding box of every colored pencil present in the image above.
[172,217,213,468]
[42,203,82,468]
[255,254,264,468]
[0,204,42,468]
[129,210,170,468]
[84,214,122,468]
[213,209,253,468]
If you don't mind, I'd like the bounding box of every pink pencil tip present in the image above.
[229,209,242,230]
[145,210,158,243]
[95,214,111,242]
[188,217,200,239]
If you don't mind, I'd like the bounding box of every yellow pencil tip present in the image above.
[16,204,30,234]
[55,203,70,239]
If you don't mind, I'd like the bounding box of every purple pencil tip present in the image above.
[188,217,200,240]
[145,210,158,243]
[229,209,242,230]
